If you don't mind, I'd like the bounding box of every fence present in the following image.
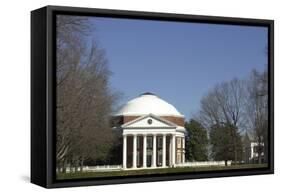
[59,161,232,173]
[175,161,232,167]
[59,165,122,173]
[83,165,122,172]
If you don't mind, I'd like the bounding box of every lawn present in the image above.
[57,164,267,180]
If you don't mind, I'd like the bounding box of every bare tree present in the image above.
[196,78,247,164]
[245,70,268,163]
[198,78,247,128]
[56,15,120,172]
[196,69,268,164]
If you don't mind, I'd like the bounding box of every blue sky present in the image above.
[88,17,268,120]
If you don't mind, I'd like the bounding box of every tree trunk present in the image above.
[62,160,67,173]
[80,159,84,172]
[264,141,268,163]
[258,154,262,164]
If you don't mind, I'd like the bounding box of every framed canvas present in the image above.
[31,5,274,188]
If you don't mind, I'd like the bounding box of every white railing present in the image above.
[58,165,123,173]
[83,165,122,172]
[59,161,232,173]
[175,161,232,167]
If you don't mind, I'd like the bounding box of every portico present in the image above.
[113,93,186,170]
[121,114,185,169]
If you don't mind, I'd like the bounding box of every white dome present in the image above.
[115,93,184,117]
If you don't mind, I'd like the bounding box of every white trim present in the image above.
[114,114,185,118]
[152,134,157,167]
[123,129,176,136]
[122,135,127,169]
[133,135,137,168]
[169,137,172,166]
[182,137,185,163]
[176,126,186,130]
[123,126,176,129]
[172,134,176,166]
[121,113,178,128]
[162,134,166,167]
[122,130,185,138]
[143,135,147,168]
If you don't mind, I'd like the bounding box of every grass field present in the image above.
[57,164,267,180]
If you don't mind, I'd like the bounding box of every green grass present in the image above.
[56,164,267,180]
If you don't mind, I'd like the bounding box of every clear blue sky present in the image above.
[87,17,268,120]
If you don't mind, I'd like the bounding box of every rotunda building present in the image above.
[113,92,186,169]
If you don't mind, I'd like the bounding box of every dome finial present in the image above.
[140,92,156,96]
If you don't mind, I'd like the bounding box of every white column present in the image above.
[143,135,147,168]
[162,134,166,167]
[182,137,185,163]
[133,135,137,168]
[251,144,254,159]
[152,134,157,167]
[172,134,176,166]
[123,135,127,169]
[169,136,172,166]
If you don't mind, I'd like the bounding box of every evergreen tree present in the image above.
[209,123,243,165]
[185,119,208,161]
[242,133,251,164]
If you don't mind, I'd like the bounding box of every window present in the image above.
[137,136,141,149]
[147,137,153,149]
[157,137,162,148]
[254,145,264,153]
[137,151,140,166]
[177,137,181,148]
[157,152,162,166]
[182,138,185,148]
[177,153,181,163]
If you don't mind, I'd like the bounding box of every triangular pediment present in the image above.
[122,114,177,128]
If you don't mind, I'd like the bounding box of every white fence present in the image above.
[59,161,232,173]
[60,165,122,173]
[175,161,232,167]
[83,165,122,172]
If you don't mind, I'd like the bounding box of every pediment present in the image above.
[122,114,177,128]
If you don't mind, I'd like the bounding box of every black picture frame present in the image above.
[31,5,274,188]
